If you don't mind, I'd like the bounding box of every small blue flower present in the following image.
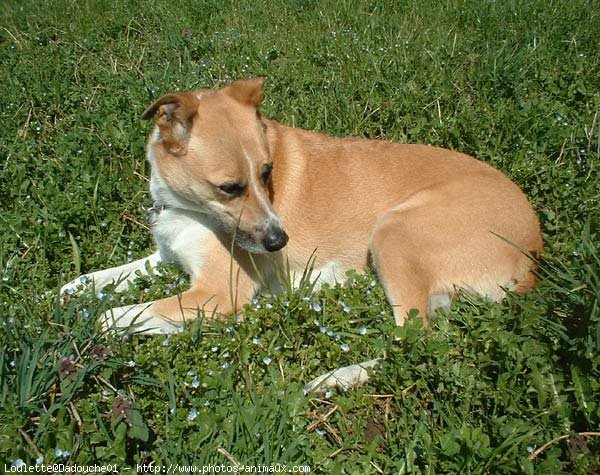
[222,362,230,369]
[191,377,200,388]
[252,337,261,345]
[311,302,322,312]
[54,448,70,458]
[340,302,350,313]
[327,330,334,337]
[320,326,327,333]
[211,346,219,352]
[263,356,272,365]
[325,390,333,399]
[187,408,198,421]
[12,459,25,468]
[359,327,368,335]
[265,302,273,309]
[127,360,136,368]
[36,456,44,465]
[340,343,350,352]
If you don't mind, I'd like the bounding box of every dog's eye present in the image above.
[261,163,273,183]
[218,182,247,197]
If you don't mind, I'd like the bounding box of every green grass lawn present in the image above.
[1,0,599,472]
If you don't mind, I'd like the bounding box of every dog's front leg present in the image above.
[61,251,162,297]
[101,261,258,334]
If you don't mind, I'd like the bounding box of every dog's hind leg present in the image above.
[303,358,382,395]
[61,251,163,297]
[369,212,434,326]
[305,204,438,396]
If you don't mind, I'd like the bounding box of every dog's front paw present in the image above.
[303,358,382,395]
[101,303,183,335]
[60,274,91,298]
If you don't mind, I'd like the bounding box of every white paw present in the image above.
[60,274,91,297]
[61,273,133,299]
[101,304,183,335]
[303,358,382,395]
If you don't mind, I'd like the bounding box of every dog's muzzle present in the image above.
[262,225,289,252]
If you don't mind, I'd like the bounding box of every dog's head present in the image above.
[142,78,288,254]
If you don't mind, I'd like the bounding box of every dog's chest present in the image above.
[151,208,214,282]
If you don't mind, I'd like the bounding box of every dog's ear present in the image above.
[141,92,199,155]
[225,77,265,108]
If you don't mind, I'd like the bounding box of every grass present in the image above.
[0,0,599,472]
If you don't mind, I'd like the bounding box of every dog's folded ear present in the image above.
[224,77,265,108]
[141,92,199,155]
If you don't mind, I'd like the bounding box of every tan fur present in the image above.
[64,78,542,332]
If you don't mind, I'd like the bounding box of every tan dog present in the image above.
[62,78,542,390]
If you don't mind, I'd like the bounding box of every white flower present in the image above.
[211,346,219,352]
[340,302,350,313]
[127,360,136,367]
[222,362,230,369]
[340,343,350,352]
[252,337,261,345]
[359,327,367,335]
[263,356,272,365]
[191,378,200,388]
[36,456,44,465]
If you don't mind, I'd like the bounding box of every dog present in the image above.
[61,77,543,392]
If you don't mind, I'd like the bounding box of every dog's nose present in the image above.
[263,226,289,252]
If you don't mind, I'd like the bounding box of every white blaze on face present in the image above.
[241,144,283,229]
